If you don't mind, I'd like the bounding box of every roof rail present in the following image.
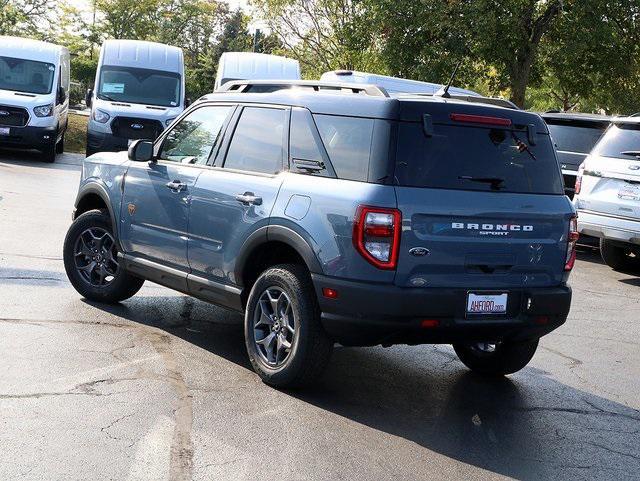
[218,79,390,98]
[402,92,519,110]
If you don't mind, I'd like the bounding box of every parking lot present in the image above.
[0,152,639,481]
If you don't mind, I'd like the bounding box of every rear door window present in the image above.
[224,107,287,174]
[592,123,640,159]
[314,114,374,181]
[546,122,607,154]
[395,122,564,194]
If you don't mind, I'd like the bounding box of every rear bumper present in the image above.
[312,274,571,346]
[577,209,640,245]
[0,125,57,150]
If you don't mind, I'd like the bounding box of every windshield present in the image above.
[97,66,181,107]
[0,56,55,94]
[547,122,607,154]
[592,123,640,159]
[395,122,564,194]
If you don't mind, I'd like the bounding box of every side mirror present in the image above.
[128,140,154,162]
[85,88,93,108]
[185,97,192,107]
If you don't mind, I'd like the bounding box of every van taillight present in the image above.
[574,162,585,195]
[565,216,579,271]
[353,205,401,270]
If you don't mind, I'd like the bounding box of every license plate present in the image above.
[467,293,508,315]
[0,127,9,136]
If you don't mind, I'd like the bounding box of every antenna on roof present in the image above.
[435,60,463,98]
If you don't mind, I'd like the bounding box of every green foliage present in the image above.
[0,0,53,37]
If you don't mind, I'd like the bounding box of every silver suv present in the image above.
[573,117,640,269]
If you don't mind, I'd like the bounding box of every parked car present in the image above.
[573,117,640,270]
[541,111,611,198]
[85,39,186,157]
[214,52,300,91]
[63,79,575,388]
[0,36,70,162]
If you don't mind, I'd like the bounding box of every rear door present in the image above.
[393,107,572,289]
[187,105,288,287]
[579,122,640,219]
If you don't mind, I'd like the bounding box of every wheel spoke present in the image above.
[74,227,119,287]
[253,286,296,367]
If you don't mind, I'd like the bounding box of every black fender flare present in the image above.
[234,224,322,287]
[74,183,121,248]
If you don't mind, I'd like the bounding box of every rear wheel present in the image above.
[600,239,637,271]
[63,209,144,303]
[244,264,333,388]
[453,338,539,376]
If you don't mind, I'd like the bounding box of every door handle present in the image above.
[166,180,187,192]
[235,192,263,206]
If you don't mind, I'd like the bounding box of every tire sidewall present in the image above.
[244,266,316,386]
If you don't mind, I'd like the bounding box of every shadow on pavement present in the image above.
[0,149,82,171]
[86,294,640,481]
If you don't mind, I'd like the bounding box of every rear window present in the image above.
[395,122,564,194]
[314,114,374,181]
[547,123,606,154]
[592,123,640,159]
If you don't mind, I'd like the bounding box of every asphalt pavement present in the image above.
[0,150,639,481]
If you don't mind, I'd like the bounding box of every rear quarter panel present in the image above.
[271,173,397,282]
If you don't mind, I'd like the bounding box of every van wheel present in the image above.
[42,142,56,163]
[56,133,64,154]
[244,264,333,388]
[453,338,539,376]
[63,209,144,303]
[600,239,635,271]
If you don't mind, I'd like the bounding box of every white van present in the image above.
[86,40,185,156]
[214,52,301,91]
[0,36,70,162]
[320,70,479,96]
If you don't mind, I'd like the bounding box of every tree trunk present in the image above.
[510,55,533,109]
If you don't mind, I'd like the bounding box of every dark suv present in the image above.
[63,80,576,388]
[541,111,611,198]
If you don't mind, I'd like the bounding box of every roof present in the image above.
[100,40,183,73]
[0,36,67,63]
[540,111,612,123]
[199,83,548,131]
[216,53,300,89]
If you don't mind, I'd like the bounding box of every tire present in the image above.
[63,209,144,303]
[244,264,333,388]
[42,142,56,163]
[453,338,539,376]
[600,238,633,271]
[56,133,64,154]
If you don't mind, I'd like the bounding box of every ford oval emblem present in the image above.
[409,247,430,257]
[0,110,10,116]
[628,164,640,171]
[130,123,144,130]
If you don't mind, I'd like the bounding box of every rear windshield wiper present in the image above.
[458,176,505,190]
[620,150,640,158]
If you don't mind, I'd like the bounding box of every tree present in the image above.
[0,0,54,37]
[94,0,163,40]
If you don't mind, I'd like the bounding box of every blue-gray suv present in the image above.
[63,80,576,387]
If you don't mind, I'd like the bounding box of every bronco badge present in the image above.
[127,203,136,215]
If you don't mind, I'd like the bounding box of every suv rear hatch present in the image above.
[393,101,572,289]
[579,121,640,218]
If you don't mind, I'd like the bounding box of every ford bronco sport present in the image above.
[63,80,575,388]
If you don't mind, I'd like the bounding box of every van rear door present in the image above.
[393,103,572,289]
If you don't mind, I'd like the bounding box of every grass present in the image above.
[64,112,88,154]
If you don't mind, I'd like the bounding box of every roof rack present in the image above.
[218,79,390,98]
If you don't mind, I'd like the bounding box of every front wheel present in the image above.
[56,133,64,154]
[244,264,333,388]
[63,209,144,303]
[453,338,539,376]
[42,142,56,163]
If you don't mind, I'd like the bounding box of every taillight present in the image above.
[450,113,512,127]
[565,215,579,271]
[574,162,585,195]
[353,205,401,270]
